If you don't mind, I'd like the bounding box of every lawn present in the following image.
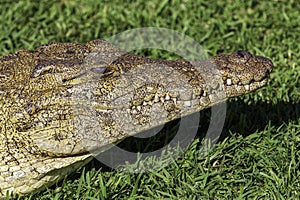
[0,0,299,199]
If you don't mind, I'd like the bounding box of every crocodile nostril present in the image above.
[236,50,251,59]
[237,50,245,58]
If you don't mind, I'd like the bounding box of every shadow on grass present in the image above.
[88,99,300,172]
[223,100,300,137]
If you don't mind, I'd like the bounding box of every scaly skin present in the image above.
[0,39,273,198]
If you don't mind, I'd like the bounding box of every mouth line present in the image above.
[224,77,269,93]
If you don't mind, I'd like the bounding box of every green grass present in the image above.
[0,0,299,199]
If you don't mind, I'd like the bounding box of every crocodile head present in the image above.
[0,41,274,157]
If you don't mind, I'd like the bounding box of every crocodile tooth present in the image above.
[137,105,141,111]
[154,94,159,102]
[203,91,207,97]
[146,86,154,91]
[143,101,147,106]
[165,93,170,101]
[244,84,250,91]
[160,97,165,103]
[172,98,177,106]
[226,79,232,86]
[184,101,191,107]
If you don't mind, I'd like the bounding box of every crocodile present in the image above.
[0,39,273,198]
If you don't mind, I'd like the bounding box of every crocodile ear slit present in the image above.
[90,66,107,74]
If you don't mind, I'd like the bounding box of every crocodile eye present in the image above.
[90,67,107,74]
